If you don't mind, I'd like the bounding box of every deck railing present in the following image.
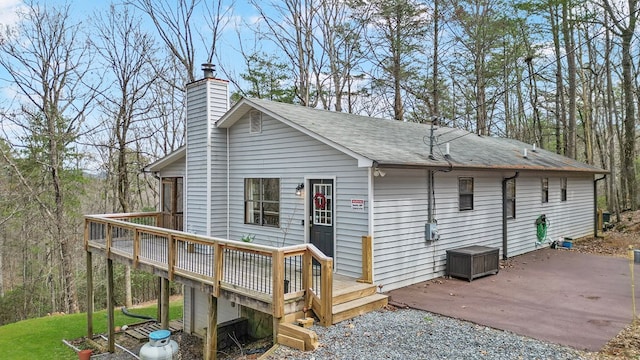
[84,212,333,325]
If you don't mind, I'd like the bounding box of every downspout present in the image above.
[502,172,519,260]
[368,166,375,282]
[594,175,606,238]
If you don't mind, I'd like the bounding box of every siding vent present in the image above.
[250,110,262,134]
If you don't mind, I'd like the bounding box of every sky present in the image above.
[0,0,260,83]
[0,0,264,171]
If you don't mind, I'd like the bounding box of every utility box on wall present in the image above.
[425,223,439,241]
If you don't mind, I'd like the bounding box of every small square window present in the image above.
[541,178,549,203]
[459,177,474,211]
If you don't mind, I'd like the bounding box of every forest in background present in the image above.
[0,0,637,324]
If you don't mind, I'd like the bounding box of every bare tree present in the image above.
[602,0,638,210]
[92,3,158,307]
[0,1,96,314]
[250,0,319,107]
[353,0,429,121]
[130,0,233,85]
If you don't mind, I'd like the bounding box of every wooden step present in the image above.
[332,282,377,306]
[332,293,388,324]
[278,323,319,351]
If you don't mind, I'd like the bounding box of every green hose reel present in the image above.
[535,214,549,245]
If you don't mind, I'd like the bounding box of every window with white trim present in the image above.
[459,177,474,211]
[244,178,279,227]
[560,178,567,202]
[541,178,549,203]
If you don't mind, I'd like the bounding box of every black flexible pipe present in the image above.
[121,307,156,321]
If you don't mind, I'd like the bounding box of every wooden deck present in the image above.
[84,212,387,356]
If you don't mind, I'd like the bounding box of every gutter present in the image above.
[502,172,519,260]
[594,175,607,238]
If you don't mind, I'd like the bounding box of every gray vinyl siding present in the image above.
[505,174,593,256]
[373,169,594,291]
[158,157,185,178]
[185,79,228,236]
[225,112,369,278]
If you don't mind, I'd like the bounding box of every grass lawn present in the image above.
[0,299,183,360]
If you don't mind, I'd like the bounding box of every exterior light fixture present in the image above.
[373,167,386,177]
[295,183,304,196]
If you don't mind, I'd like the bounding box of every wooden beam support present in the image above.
[205,294,218,360]
[106,258,115,353]
[161,277,170,329]
[86,250,93,339]
[157,277,162,322]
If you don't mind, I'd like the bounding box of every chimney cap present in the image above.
[202,63,216,79]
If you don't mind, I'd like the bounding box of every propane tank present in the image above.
[139,329,178,360]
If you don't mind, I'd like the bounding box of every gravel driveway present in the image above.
[263,307,589,360]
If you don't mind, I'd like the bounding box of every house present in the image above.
[85,67,606,357]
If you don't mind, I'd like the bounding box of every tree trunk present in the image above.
[562,1,577,159]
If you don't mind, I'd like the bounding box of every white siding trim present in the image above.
[368,167,375,282]
[206,81,212,237]
[226,127,230,239]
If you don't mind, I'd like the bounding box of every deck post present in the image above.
[205,294,218,360]
[133,228,140,268]
[272,250,285,344]
[213,242,223,297]
[321,258,333,326]
[106,258,115,352]
[86,250,93,339]
[357,235,373,284]
[168,234,175,281]
[302,250,313,311]
[156,277,162,322]
[161,278,170,329]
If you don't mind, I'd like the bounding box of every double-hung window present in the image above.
[244,178,280,227]
[560,178,567,202]
[459,177,474,211]
[541,178,549,203]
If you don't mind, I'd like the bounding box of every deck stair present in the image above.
[278,280,388,351]
[331,281,388,324]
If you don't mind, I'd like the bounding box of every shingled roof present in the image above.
[217,98,606,174]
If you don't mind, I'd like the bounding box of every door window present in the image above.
[313,183,332,226]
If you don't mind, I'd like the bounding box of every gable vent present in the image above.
[250,110,262,134]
